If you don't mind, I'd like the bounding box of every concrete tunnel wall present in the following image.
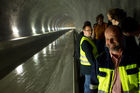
[0,0,140,41]
[0,0,140,91]
[0,30,69,79]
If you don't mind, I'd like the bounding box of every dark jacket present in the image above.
[80,36,96,75]
[91,47,140,92]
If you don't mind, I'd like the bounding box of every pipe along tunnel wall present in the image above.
[0,30,70,79]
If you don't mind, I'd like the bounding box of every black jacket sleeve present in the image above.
[81,40,95,65]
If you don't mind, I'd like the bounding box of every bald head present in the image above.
[105,25,122,36]
[105,25,123,52]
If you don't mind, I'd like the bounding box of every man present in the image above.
[80,23,98,93]
[120,17,140,49]
[74,21,91,93]
[107,8,127,26]
[93,14,107,54]
[134,26,140,47]
[74,21,92,61]
[92,25,140,93]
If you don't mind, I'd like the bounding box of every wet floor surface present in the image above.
[0,31,74,93]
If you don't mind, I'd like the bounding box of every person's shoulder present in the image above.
[81,37,88,43]
[79,31,84,36]
[103,22,108,28]
[124,48,140,64]
[103,22,107,24]
[96,51,107,63]
[82,39,91,45]
[93,23,98,27]
[125,47,140,56]
[78,31,84,39]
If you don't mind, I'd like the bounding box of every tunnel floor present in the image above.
[0,31,74,93]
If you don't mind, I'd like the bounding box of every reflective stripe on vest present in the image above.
[90,84,98,90]
[98,90,136,93]
[80,36,98,66]
[98,90,106,93]
[98,64,139,93]
[119,64,139,92]
[98,68,114,93]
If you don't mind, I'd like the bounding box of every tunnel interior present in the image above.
[0,0,140,41]
[0,0,140,93]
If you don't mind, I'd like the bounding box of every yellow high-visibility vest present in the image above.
[80,36,98,66]
[98,64,140,93]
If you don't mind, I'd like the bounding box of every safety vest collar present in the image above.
[98,50,114,69]
[104,47,138,68]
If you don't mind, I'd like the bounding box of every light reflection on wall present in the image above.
[52,27,55,31]
[42,47,47,56]
[42,26,45,33]
[16,64,24,75]
[31,24,36,35]
[48,43,52,54]
[10,15,20,38]
[33,53,39,65]
[55,39,58,45]
[52,41,56,49]
[12,26,20,38]
[48,25,51,32]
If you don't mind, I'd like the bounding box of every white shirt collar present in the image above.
[135,34,140,45]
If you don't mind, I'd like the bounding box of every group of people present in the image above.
[75,8,140,93]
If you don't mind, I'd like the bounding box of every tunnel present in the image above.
[0,0,140,93]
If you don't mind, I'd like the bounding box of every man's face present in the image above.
[107,13,112,21]
[97,18,103,25]
[105,30,121,51]
[83,26,92,37]
[112,19,119,26]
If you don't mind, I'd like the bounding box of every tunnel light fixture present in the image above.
[55,27,58,31]
[12,26,20,38]
[52,27,55,31]
[42,26,45,33]
[48,25,51,32]
[32,26,36,35]
[10,15,20,38]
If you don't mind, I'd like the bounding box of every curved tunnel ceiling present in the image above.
[0,0,140,41]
